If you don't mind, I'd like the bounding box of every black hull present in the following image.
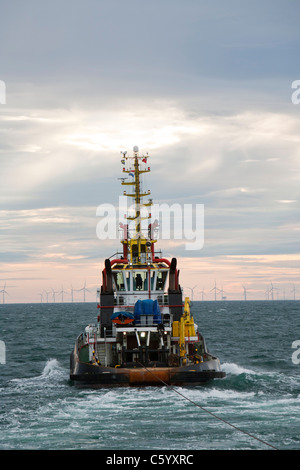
[70,350,226,388]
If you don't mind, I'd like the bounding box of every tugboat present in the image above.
[70,146,225,387]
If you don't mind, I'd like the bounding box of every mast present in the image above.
[120,146,155,264]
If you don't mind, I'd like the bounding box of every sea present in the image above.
[0,300,299,453]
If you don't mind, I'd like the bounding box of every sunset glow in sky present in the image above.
[1,1,300,302]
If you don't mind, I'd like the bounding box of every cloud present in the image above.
[0,0,300,301]
[1,104,300,258]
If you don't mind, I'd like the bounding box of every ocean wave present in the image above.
[41,358,64,377]
[176,386,256,402]
[9,358,67,389]
[222,362,256,375]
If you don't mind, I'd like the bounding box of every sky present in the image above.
[0,0,300,302]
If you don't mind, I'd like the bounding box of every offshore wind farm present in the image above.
[35,281,95,303]
[29,280,300,303]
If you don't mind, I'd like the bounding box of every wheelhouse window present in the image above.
[150,270,156,290]
[113,269,169,293]
[125,270,131,290]
[113,271,125,291]
[133,271,148,291]
[156,271,168,291]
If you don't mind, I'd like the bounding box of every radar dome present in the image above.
[133,146,139,153]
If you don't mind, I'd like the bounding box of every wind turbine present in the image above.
[51,288,58,303]
[70,284,74,302]
[78,281,90,302]
[0,282,8,304]
[43,290,50,303]
[242,285,249,301]
[59,285,68,303]
[38,292,43,303]
[264,286,270,300]
[186,285,198,301]
[269,282,278,301]
[198,287,206,301]
[210,281,221,301]
[220,285,227,300]
[291,284,300,301]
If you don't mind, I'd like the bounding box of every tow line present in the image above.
[137,362,279,451]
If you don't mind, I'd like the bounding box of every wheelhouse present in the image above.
[112,265,169,306]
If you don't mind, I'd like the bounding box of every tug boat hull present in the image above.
[70,348,225,388]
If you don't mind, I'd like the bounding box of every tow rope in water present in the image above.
[138,363,279,450]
